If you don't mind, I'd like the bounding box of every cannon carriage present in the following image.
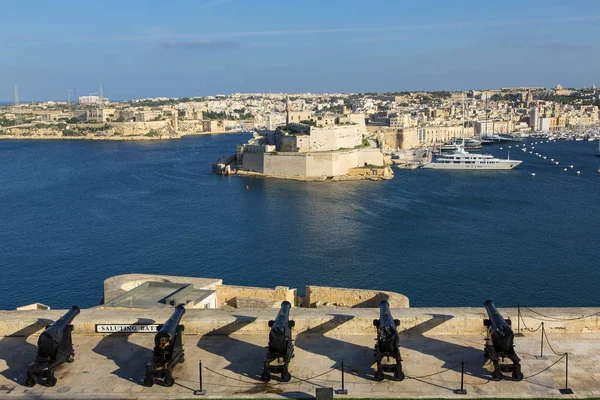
[144,305,186,387]
[373,300,405,381]
[260,301,295,382]
[25,306,80,387]
[483,300,523,381]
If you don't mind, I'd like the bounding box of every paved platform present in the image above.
[1,329,599,399]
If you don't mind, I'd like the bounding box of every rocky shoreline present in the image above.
[235,165,394,181]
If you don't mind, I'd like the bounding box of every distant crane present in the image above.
[14,84,19,106]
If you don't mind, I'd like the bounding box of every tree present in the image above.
[116,116,125,122]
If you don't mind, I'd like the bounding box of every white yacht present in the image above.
[423,147,522,170]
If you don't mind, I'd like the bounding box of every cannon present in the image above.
[260,301,295,382]
[25,306,80,387]
[373,300,404,381]
[144,305,186,387]
[483,300,523,381]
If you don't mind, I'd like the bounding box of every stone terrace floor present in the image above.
[1,332,599,399]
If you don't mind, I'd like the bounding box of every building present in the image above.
[474,120,513,136]
[78,96,109,105]
[203,120,226,133]
[86,108,115,122]
[529,106,540,130]
[381,124,474,150]
[236,112,387,179]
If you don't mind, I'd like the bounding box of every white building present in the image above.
[529,106,540,131]
[79,96,109,105]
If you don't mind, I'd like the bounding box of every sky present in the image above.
[1,0,600,101]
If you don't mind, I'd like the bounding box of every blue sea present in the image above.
[0,135,599,310]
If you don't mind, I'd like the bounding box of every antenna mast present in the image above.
[14,84,19,106]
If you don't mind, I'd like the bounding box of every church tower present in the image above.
[285,96,290,126]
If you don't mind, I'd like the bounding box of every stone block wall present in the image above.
[2,307,600,337]
[216,285,297,308]
[306,285,410,308]
[112,121,173,136]
[247,149,384,179]
[178,120,205,135]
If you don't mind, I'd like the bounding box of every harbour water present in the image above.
[0,136,599,309]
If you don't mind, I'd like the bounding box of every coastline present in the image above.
[0,130,251,141]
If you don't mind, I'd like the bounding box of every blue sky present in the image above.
[2,0,600,101]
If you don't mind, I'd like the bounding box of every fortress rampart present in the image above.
[1,307,599,337]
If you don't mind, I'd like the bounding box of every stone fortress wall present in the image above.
[215,285,297,308]
[306,285,409,308]
[308,125,363,152]
[1,307,599,337]
[242,148,384,178]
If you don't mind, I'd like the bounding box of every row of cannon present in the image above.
[24,300,522,387]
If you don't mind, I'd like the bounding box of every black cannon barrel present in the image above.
[484,300,514,352]
[38,306,80,356]
[155,305,186,349]
[268,301,292,354]
[378,300,399,353]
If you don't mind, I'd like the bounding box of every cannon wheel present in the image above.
[512,370,523,381]
[492,367,502,381]
[395,368,405,381]
[281,368,291,382]
[25,373,35,387]
[144,370,154,387]
[261,368,271,382]
[46,374,57,387]
[374,370,384,381]
[164,372,175,387]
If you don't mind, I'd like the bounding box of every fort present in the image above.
[1,273,599,398]
[214,100,394,181]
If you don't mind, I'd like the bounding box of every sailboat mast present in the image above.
[485,92,488,139]
[462,92,465,146]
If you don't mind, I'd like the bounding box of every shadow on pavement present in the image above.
[0,319,52,385]
[92,318,155,386]
[294,314,374,381]
[197,315,264,381]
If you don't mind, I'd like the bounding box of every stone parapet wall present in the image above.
[306,285,409,308]
[2,307,599,337]
[216,285,297,308]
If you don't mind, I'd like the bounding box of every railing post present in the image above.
[194,360,207,395]
[536,322,546,360]
[336,359,348,394]
[517,303,520,335]
[559,353,574,394]
[454,358,467,395]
